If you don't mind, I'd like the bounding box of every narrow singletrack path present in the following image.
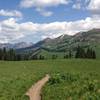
[26,74,50,100]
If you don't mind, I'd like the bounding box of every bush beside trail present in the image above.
[42,72,100,100]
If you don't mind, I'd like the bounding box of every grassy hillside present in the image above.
[38,49,65,59]
[33,47,100,59]
[0,59,100,100]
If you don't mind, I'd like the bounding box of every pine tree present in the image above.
[64,54,68,59]
[92,50,96,59]
[69,50,72,58]
[0,49,2,60]
[16,54,21,61]
[75,46,82,58]
[75,46,86,59]
[52,55,57,59]
[2,48,7,60]
[39,55,45,60]
[86,48,96,59]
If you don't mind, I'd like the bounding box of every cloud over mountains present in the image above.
[0,0,100,43]
[0,16,100,43]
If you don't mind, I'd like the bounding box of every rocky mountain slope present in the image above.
[15,28,100,59]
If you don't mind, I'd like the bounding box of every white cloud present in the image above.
[0,17,100,43]
[0,18,23,43]
[73,0,100,16]
[88,0,100,10]
[36,8,53,17]
[20,0,69,8]
[87,0,100,14]
[72,0,84,10]
[20,0,69,16]
[72,3,81,9]
[0,9,22,17]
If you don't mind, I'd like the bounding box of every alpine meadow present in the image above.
[0,0,100,100]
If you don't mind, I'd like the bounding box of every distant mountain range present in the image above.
[17,28,100,49]
[16,28,100,59]
[0,42,33,49]
[0,28,100,59]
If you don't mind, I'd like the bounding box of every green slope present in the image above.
[39,29,100,59]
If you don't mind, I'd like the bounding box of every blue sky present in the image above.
[0,0,90,22]
[0,0,100,43]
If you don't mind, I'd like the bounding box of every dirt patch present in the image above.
[26,74,50,100]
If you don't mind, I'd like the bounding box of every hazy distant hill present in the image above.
[0,42,33,49]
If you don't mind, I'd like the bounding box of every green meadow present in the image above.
[0,59,100,100]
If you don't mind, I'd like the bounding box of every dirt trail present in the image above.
[26,74,50,100]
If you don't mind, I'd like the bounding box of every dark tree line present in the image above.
[0,48,14,60]
[0,46,96,61]
[0,48,23,61]
[52,55,58,59]
[75,46,96,59]
[31,55,45,60]
[64,50,73,59]
[0,48,46,61]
